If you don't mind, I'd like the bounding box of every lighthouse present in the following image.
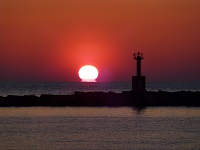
[132,52,146,92]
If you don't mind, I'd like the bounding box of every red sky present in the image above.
[0,0,200,82]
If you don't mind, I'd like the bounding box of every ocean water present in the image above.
[0,107,199,150]
[0,82,200,149]
[0,82,199,96]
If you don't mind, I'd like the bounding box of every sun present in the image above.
[78,65,98,82]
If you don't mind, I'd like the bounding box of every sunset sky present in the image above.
[0,0,200,82]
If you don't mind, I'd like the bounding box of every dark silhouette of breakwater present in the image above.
[0,91,200,107]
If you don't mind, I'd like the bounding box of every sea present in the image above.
[0,82,200,150]
[0,82,199,96]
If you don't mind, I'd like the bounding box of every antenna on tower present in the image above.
[132,52,146,92]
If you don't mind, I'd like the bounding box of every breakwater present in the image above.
[0,91,200,107]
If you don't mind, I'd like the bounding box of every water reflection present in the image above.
[0,107,200,118]
[132,106,146,115]
[0,107,200,150]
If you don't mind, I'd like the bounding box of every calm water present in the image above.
[0,82,199,96]
[0,82,199,149]
[0,107,199,150]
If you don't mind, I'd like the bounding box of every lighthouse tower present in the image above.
[132,52,146,92]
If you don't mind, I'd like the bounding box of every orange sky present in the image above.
[0,0,200,82]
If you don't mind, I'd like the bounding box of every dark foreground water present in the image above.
[0,107,199,150]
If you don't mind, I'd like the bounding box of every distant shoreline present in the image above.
[0,91,200,107]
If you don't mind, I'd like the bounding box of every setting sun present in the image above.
[78,65,98,82]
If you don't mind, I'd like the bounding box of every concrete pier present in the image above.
[0,91,199,107]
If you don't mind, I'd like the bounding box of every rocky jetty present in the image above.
[0,91,200,107]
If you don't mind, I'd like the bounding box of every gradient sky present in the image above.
[0,0,200,82]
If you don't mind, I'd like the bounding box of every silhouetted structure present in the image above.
[0,91,200,107]
[132,52,146,92]
[0,53,200,107]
